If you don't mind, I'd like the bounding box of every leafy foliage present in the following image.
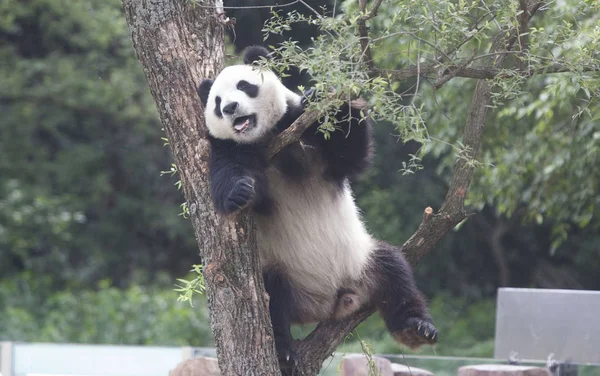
[0,273,211,345]
[175,264,206,306]
[0,0,599,357]
[263,11,428,144]
[0,0,199,288]
[264,0,599,251]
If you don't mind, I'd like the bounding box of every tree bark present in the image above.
[121,1,280,375]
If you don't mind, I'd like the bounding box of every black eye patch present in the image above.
[236,80,259,98]
[214,96,223,118]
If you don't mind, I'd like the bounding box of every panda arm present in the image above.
[303,101,373,183]
[208,137,268,214]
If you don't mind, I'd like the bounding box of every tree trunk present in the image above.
[121,1,280,375]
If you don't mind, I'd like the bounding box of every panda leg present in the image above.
[368,241,438,349]
[263,270,298,362]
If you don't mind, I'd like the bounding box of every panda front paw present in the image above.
[222,176,255,214]
[301,88,316,107]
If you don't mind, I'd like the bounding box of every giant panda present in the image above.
[197,46,437,360]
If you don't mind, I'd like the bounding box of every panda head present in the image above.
[198,46,301,144]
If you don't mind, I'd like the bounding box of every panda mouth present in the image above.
[232,114,257,133]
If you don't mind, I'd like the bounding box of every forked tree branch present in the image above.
[359,0,383,20]
[357,0,385,73]
[273,1,546,375]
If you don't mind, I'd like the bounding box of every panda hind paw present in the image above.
[277,341,303,370]
[391,317,438,349]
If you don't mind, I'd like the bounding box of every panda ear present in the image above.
[243,46,270,64]
[197,79,213,107]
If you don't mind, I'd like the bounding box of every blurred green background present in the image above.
[0,0,598,359]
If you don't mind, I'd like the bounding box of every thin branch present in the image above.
[432,53,478,90]
[441,0,545,214]
[193,1,300,9]
[363,0,383,20]
[357,17,376,72]
[377,61,600,83]
[370,1,552,84]
[267,109,322,158]
[370,30,453,64]
[506,0,545,49]
[442,11,499,59]
[298,0,325,19]
[412,40,422,103]
[358,0,367,12]
[357,0,385,73]
[408,32,454,63]
[268,97,364,159]
[518,0,530,57]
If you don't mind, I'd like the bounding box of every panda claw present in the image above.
[276,338,303,370]
[392,317,438,348]
[285,348,302,368]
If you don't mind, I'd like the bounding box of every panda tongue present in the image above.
[234,119,250,131]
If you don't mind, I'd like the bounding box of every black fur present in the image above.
[214,96,223,118]
[237,80,259,98]
[273,143,309,181]
[263,269,297,361]
[368,241,438,347]
[221,101,238,116]
[243,45,270,65]
[198,79,213,107]
[302,101,373,184]
[208,137,269,214]
[243,45,309,91]
[275,99,305,133]
[273,92,372,184]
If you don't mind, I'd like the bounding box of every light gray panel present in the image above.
[494,288,600,364]
[13,343,182,376]
[1,342,14,376]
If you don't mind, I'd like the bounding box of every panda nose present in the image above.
[222,102,239,115]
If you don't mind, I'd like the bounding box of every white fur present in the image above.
[256,153,375,321]
[204,65,301,143]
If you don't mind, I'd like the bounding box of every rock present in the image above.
[391,362,434,376]
[340,354,393,376]
[169,357,220,376]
